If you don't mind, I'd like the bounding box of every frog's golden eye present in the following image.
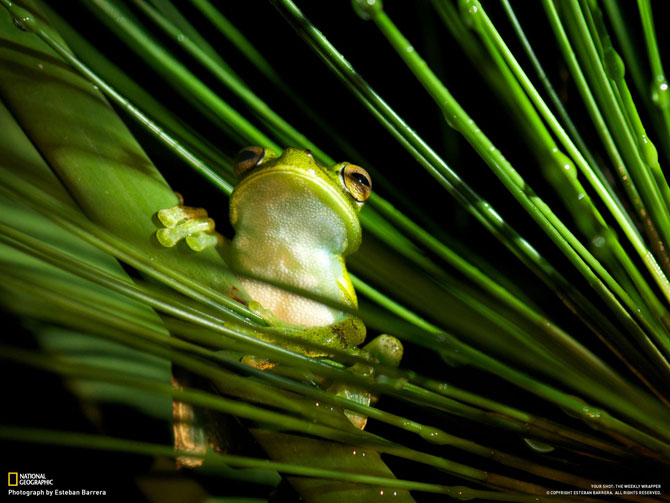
[234,146,265,178]
[342,164,372,202]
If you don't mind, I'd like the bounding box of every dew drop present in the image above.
[12,18,23,31]
[582,405,601,420]
[523,437,555,453]
[640,134,659,167]
[651,77,669,108]
[458,0,479,28]
[591,235,606,248]
[9,3,38,33]
[419,427,445,444]
[604,47,625,81]
[443,111,459,130]
[351,0,382,20]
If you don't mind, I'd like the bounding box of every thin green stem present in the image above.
[131,0,329,163]
[353,274,670,457]
[0,172,261,324]
[469,0,670,321]
[464,0,670,364]
[542,0,670,281]
[638,0,670,145]
[1,0,234,194]
[360,1,670,384]
[84,0,280,152]
[500,0,613,201]
[561,0,670,273]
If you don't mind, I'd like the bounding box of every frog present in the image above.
[156,147,403,449]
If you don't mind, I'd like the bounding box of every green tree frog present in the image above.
[156,147,403,433]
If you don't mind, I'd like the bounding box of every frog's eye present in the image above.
[234,146,265,177]
[342,164,372,202]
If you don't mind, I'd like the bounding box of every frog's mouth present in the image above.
[230,168,363,256]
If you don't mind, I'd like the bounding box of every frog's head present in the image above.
[229,146,371,256]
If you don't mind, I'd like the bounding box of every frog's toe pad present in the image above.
[331,385,371,430]
[363,334,404,367]
[155,204,220,251]
[186,232,222,251]
[156,227,185,247]
[345,410,368,430]
[158,205,209,227]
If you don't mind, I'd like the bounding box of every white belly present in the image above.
[240,277,338,326]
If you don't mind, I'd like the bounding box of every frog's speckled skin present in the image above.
[226,147,362,328]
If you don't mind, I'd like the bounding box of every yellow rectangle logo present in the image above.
[8,472,18,486]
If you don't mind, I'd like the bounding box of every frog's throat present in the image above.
[230,168,362,255]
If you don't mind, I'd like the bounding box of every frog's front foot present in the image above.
[363,334,404,368]
[329,380,372,430]
[330,334,404,430]
[156,196,222,251]
[247,300,285,327]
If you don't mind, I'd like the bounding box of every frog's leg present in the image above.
[363,334,404,367]
[241,354,278,370]
[172,369,238,469]
[157,198,228,467]
[362,334,403,408]
[171,372,207,468]
[251,309,367,352]
[327,367,373,430]
[155,197,222,251]
[328,334,404,430]
[239,309,367,370]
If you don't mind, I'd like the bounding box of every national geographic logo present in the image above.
[7,472,107,497]
[7,472,53,486]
